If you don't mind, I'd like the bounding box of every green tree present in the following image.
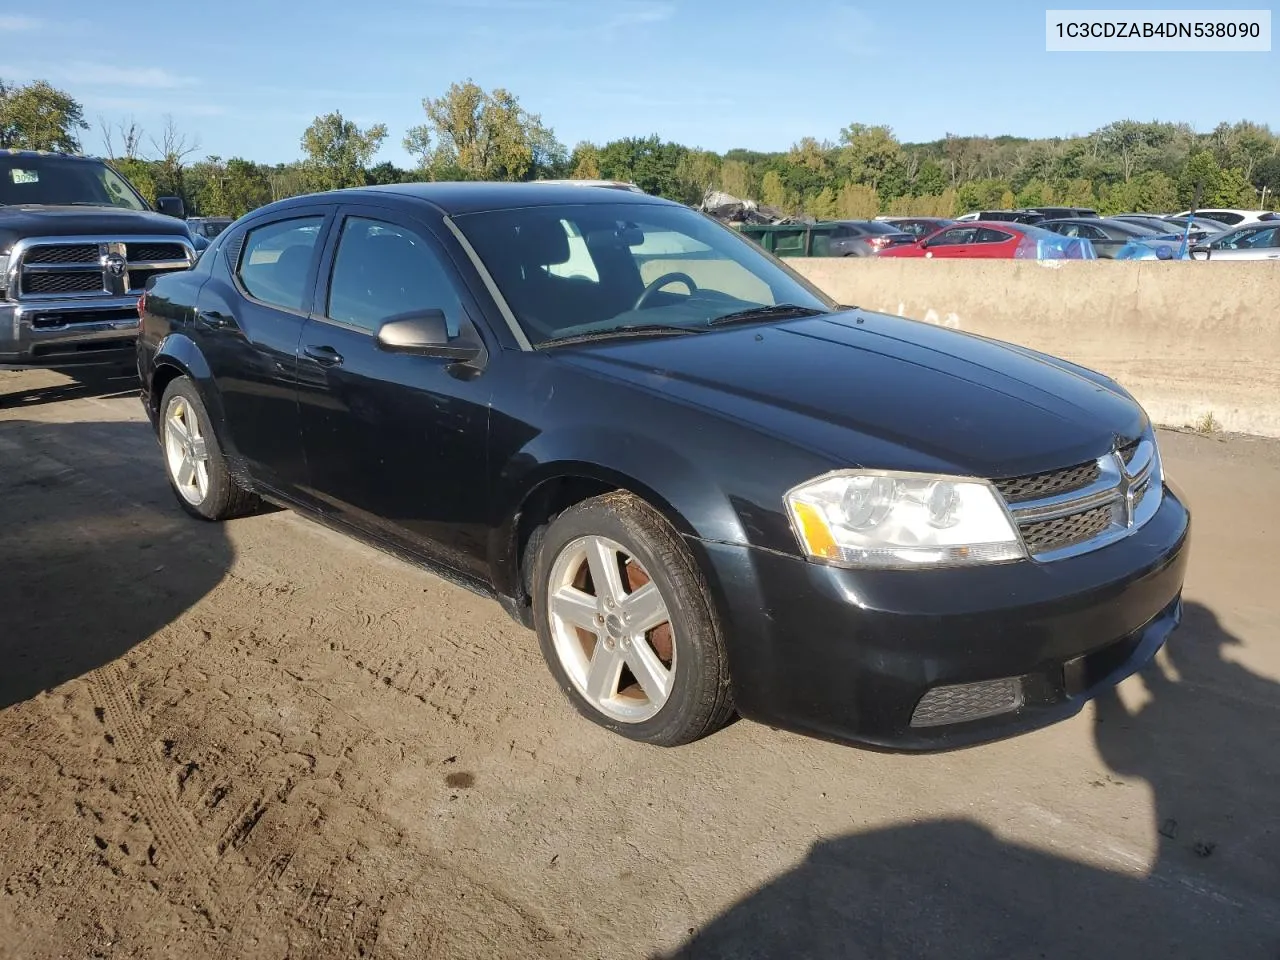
[1178,151,1223,208]
[110,158,157,205]
[760,170,788,209]
[807,187,839,219]
[717,159,751,198]
[0,79,87,152]
[674,149,720,205]
[838,123,903,192]
[836,183,878,219]
[569,142,602,179]
[300,111,386,191]
[597,135,688,198]
[405,79,561,181]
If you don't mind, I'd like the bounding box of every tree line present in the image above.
[3,76,1278,221]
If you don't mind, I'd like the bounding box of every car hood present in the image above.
[552,310,1147,480]
[0,205,190,253]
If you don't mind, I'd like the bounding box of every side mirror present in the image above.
[156,196,186,219]
[376,310,484,362]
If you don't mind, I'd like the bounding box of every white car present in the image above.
[1173,208,1272,226]
[1190,222,1280,261]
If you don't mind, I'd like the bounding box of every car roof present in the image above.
[0,148,104,162]
[259,181,675,217]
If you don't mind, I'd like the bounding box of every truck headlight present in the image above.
[784,470,1025,568]
[0,254,8,298]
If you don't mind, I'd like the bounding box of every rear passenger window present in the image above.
[237,217,323,312]
[326,217,463,334]
[975,228,1013,243]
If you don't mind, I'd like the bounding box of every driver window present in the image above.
[931,228,976,246]
[326,217,463,334]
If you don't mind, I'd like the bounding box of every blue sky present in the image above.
[2,1,1275,166]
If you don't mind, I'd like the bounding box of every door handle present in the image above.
[304,344,344,366]
[197,310,230,329]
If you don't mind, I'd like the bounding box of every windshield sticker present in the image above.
[10,169,38,184]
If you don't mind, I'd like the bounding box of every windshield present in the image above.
[0,156,149,210]
[454,202,836,345]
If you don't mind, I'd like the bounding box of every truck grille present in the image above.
[125,242,187,263]
[25,244,98,264]
[994,434,1162,560]
[11,236,195,301]
[24,272,106,295]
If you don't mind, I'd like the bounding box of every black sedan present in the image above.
[136,183,1190,750]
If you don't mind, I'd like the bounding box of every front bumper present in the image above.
[0,298,140,369]
[691,485,1190,751]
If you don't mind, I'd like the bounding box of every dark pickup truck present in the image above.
[0,150,195,369]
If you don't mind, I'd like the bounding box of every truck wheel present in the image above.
[159,376,259,521]
[531,492,735,746]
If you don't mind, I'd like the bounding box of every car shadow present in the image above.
[0,417,232,711]
[0,367,138,409]
[659,601,1280,959]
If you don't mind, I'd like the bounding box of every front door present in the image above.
[195,208,332,497]
[295,206,495,581]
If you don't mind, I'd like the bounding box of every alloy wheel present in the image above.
[163,394,211,506]
[546,535,676,723]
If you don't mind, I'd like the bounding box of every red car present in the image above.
[877,221,1095,260]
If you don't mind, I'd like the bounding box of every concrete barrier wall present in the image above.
[788,258,1280,438]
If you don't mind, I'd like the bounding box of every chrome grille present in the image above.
[1020,505,1114,552]
[993,460,1099,503]
[10,235,195,301]
[995,433,1163,561]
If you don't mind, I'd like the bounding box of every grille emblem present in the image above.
[1112,449,1137,526]
[104,253,127,278]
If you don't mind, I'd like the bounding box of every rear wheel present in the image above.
[531,492,734,746]
[159,376,259,521]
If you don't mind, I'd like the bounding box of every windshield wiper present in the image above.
[708,303,829,327]
[538,324,703,348]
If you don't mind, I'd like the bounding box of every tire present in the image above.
[158,375,259,521]
[531,492,735,746]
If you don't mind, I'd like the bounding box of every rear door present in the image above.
[970,227,1018,258]
[193,204,334,499]
[1209,226,1280,260]
[295,203,495,579]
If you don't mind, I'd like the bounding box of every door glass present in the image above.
[237,216,324,312]
[975,228,1013,243]
[326,217,464,334]
[931,228,977,246]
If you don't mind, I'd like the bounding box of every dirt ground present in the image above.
[0,367,1277,960]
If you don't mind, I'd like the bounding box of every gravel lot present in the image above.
[1,367,1277,960]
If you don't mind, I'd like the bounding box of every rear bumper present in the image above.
[0,298,140,369]
[691,485,1190,751]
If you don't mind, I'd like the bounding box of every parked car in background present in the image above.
[187,216,233,240]
[739,220,914,257]
[136,181,1188,750]
[1189,222,1280,260]
[878,221,1095,259]
[1025,206,1100,220]
[953,209,1046,224]
[875,216,956,239]
[1111,214,1221,243]
[1172,208,1270,226]
[1039,217,1181,258]
[0,150,195,370]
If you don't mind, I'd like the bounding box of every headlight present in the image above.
[0,254,8,297]
[784,470,1025,568]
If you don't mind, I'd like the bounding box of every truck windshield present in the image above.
[0,156,149,211]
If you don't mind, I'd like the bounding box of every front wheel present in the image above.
[159,376,259,521]
[531,492,734,746]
